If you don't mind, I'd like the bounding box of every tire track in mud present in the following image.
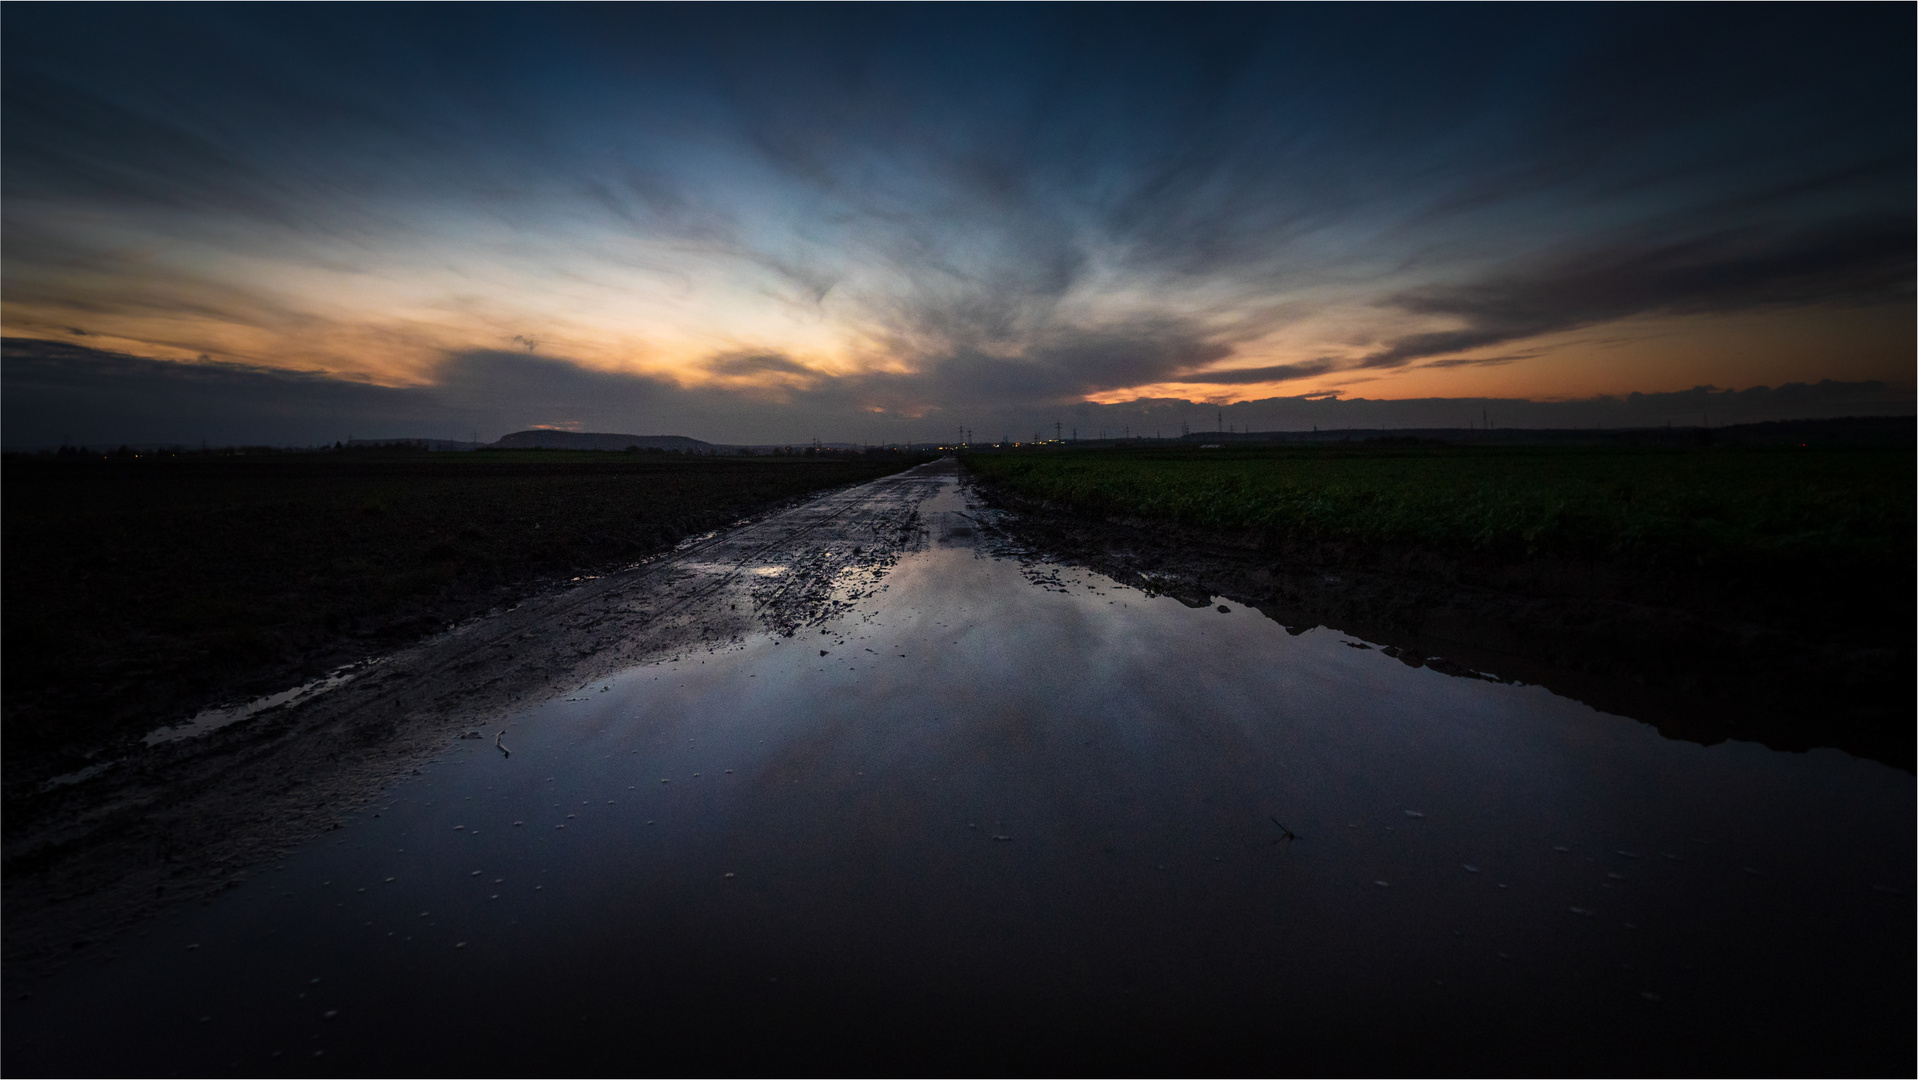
[1,460,956,971]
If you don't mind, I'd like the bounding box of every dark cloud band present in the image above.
[6,338,1909,452]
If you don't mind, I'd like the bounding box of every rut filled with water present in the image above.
[9,463,1910,1073]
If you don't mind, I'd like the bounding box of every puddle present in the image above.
[10,467,1911,1074]
[142,660,379,746]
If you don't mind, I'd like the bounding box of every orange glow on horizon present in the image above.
[5,289,1911,407]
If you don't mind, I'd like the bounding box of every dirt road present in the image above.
[6,457,1910,1074]
[2,460,954,969]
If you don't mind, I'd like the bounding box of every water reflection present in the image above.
[8,471,1911,1074]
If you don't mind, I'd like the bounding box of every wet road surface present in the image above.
[8,463,1912,1073]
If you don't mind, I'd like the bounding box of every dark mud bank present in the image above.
[969,481,1914,772]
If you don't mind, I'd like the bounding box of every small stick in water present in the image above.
[496,731,511,758]
[1270,817,1299,844]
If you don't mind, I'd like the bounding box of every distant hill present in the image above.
[490,430,717,452]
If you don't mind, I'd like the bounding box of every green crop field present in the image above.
[965,443,1915,573]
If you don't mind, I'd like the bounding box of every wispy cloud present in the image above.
[1358,217,1914,370]
[8,337,1908,451]
[1421,353,1538,370]
[2,6,1911,434]
[1168,359,1342,385]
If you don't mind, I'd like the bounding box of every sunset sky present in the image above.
[3,5,1911,446]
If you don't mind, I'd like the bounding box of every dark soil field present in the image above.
[2,447,924,788]
[965,428,1915,769]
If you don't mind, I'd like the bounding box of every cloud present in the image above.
[1420,352,1538,370]
[880,321,1233,409]
[2,7,1913,433]
[1,337,438,447]
[1361,217,1915,369]
[702,351,819,379]
[1006,379,1916,438]
[10,337,1907,454]
[1,68,292,222]
[1170,358,1341,385]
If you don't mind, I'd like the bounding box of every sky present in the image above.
[3,4,1912,446]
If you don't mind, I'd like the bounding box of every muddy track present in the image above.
[1,461,955,970]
